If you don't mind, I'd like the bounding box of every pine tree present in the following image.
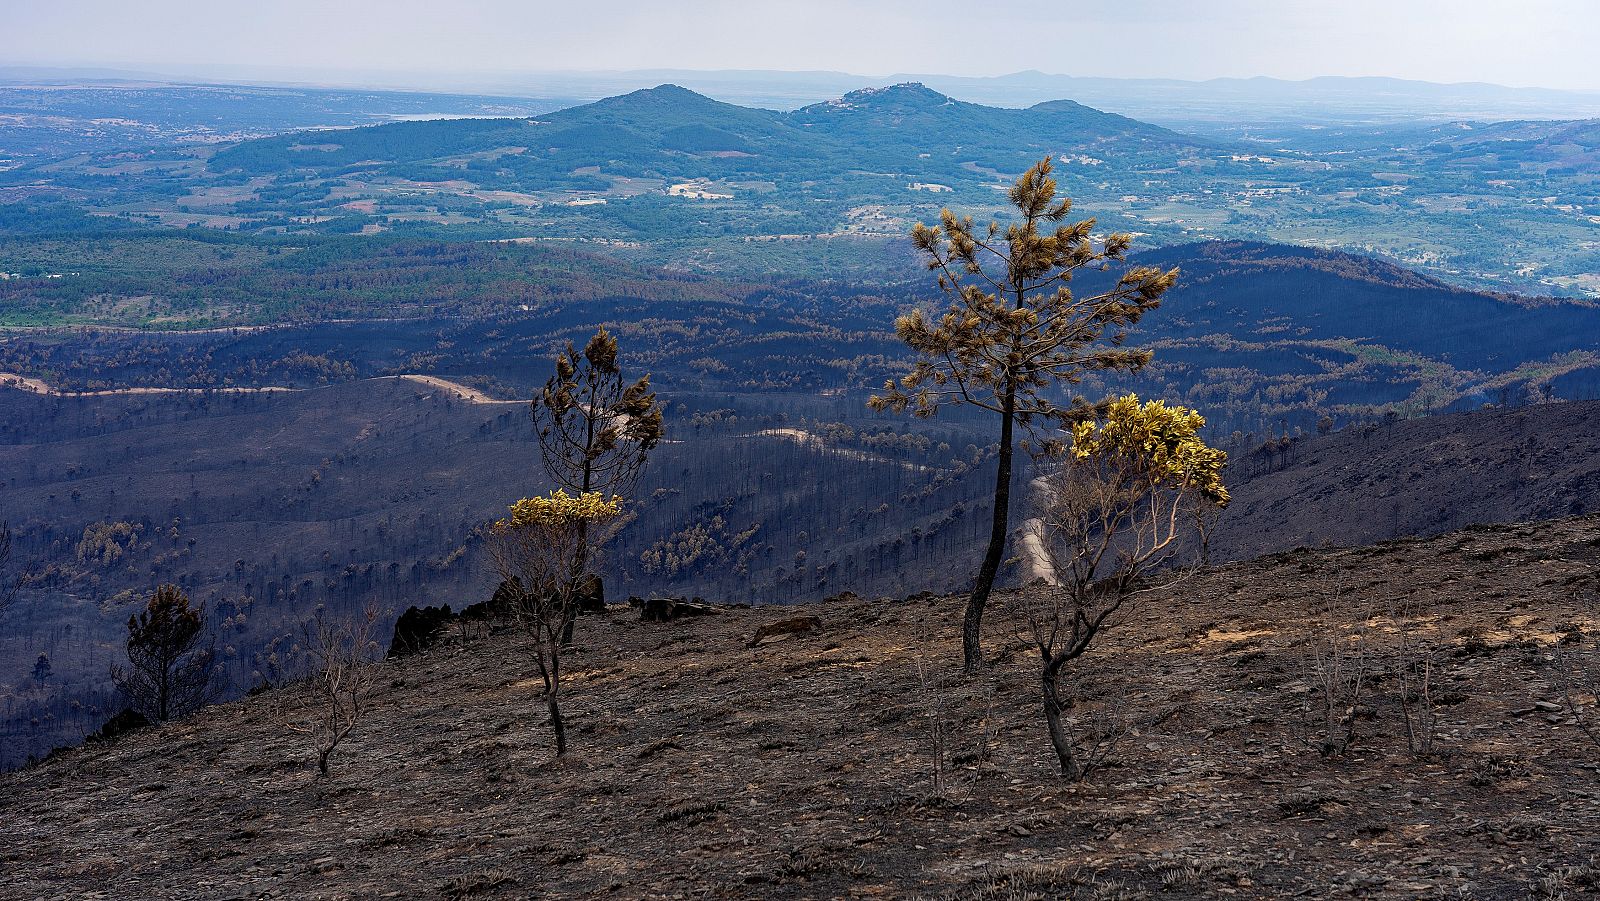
[31,653,51,686]
[531,327,663,642]
[872,157,1178,672]
[113,585,217,721]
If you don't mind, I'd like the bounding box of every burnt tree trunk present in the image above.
[1041,654,1082,779]
[548,694,567,757]
[560,450,597,648]
[559,519,589,647]
[964,386,1016,672]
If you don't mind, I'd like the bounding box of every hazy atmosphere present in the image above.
[5,3,1600,899]
[5,0,1600,90]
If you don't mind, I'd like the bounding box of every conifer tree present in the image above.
[531,327,663,642]
[872,157,1178,672]
[113,585,217,721]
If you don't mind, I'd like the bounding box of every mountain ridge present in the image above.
[208,78,1209,175]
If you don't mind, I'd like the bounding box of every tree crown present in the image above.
[1068,394,1230,506]
[128,584,205,655]
[535,326,664,493]
[495,490,623,532]
[870,156,1179,434]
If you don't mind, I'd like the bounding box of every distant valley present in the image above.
[0,80,561,162]
[1,80,1598,295]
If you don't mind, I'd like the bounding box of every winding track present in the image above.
[1018,475,1059,586]
[0,372,525,405]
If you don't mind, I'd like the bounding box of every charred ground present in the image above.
[4,515,1599,899]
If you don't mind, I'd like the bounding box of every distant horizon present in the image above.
[9,62,1600,127]
[5,1,1600,93]
[5,63,1600,98]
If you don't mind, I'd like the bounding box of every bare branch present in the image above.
[1019,397,1226,780]
[300,602,383,776]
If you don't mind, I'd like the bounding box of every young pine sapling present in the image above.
[1026,395,1228,779]
[486,490,622,757]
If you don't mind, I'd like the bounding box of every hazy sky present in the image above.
[5,0,1599,90]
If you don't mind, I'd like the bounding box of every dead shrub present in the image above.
[911,621,952,798]
[1554,593,1600,751]
[297,601,383,777]
[1294,587,1371,758]
[1387,594,1445,757]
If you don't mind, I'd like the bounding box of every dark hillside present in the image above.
[1083,242,1600,433]
[1134,242,1600,371]
[3,242,1598,769]
[5,516,1599,898]
[1210,399,1600,562]
[5,237,1595,435]
[0,376,996,767]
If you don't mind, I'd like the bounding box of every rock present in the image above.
[637,596,670,621]
[574,574,605,613]
[87,708,152,743]
[750,616,822,646]
[463,580,521,623]
[639,596,719,622]
[389,604,455,657]
[1533,700,1564,712]
[460,577,605,632]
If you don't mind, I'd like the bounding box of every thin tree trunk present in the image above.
[548,694,566,757]
[157,655,172,722]
[560,456,596,647]
[559,516,590,647]
[964,387,1016,672]
[1041,654,1081,779]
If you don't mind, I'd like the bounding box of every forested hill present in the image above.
[207,82,1205,179]
[784,82,1195,149]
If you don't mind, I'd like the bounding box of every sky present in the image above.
[4,0,1599,91]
